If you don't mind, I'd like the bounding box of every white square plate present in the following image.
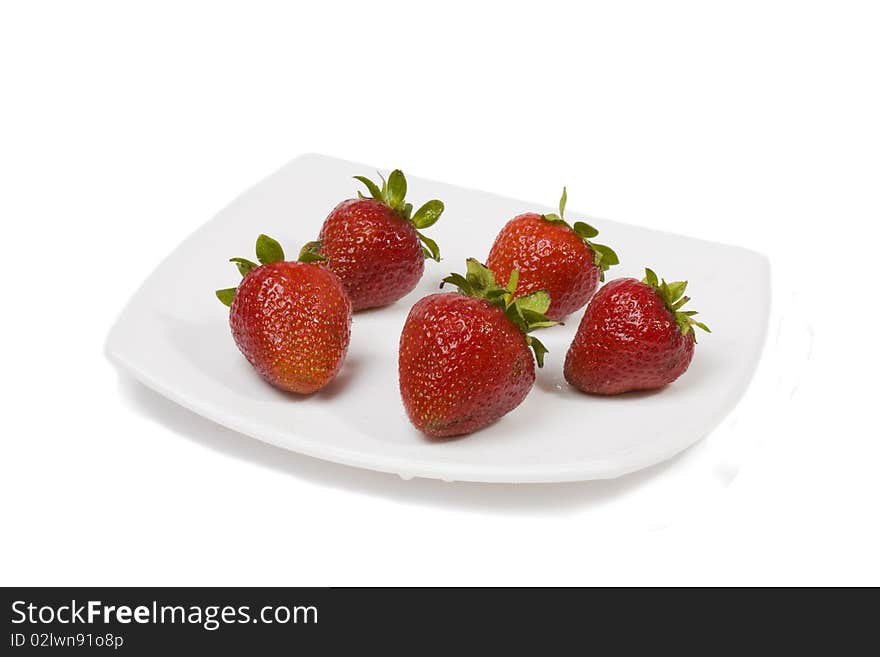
[106,154,769,483]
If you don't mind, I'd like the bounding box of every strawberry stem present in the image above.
[441,258,558,366]
[353,169,445,260]
[540,188,619,281]
[641,267,711,342]
[215,234,291,307]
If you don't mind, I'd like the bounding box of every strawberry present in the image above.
[216,234,352,394]
[301,169,445,311]
[398,259,556,437]
[486,188,618,320]
[564,268,710,395]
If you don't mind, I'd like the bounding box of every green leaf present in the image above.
[229,257,258,277]
[543,212,564,224]
[590,243,619,267]
[505,269,519,294]
[402,202,413,220]
[506,299,526,329]
[444,259,556,342]
[526,335,549,368]
[516,290,551,316]
[665,280,688,303]
[521,315,557,330]
[503,291,559,334]
[255,234,285,265]
[443,260,503,297]
[464,258,500,296]
[386,169,406,210]
[417,231,441,262]
[353,175,383,200]
[215,287,237,307]
[671,295,691,311]
[559,186,567,218]
[298,240,325,263]
[440,272,469,291]
[641,267,710,340]
[486,288,510,306]
[378,172,387,199]
[573,221,599,239]
[411,199,444,229]
[529,321,558,330]
[590,243,619,280]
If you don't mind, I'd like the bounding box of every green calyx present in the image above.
[642,267,711,342]
[440,258,558,367]
[542,187,619,281]
[354,169,444,262]
[215,234,320,307]
[297,240,326,264]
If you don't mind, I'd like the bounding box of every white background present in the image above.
[1,1,878,585]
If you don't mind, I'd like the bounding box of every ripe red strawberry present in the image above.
[215,234,352,394]
[564,268,710,395]
[301,169,445,311]
[398,259,556,437]
[486,188,618,320]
